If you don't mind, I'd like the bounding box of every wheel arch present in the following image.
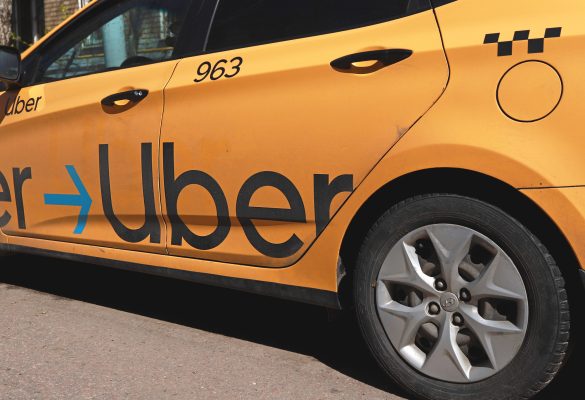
[338,168,583,312]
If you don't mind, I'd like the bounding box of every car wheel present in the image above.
[354,194,570,400]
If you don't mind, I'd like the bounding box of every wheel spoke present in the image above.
[378,301,430,349]
[459,304,524,370]
[379,242,437,296]
[467,252,526,301]
[426,225,473,290]
[421,313,471,382]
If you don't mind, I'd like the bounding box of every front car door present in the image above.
[0,0,196,254]
[161,0,449,266]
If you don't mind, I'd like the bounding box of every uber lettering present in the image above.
[103,143,354,258]
[0,143,353,259]
[0,167,32,229]
[4,95,43,116]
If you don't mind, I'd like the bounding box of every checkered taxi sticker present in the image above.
[484,27,562,56]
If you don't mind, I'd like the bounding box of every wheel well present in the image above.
[339,168,584,313]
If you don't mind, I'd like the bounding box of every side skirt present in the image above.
[0,243,341,310]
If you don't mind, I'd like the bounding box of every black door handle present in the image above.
[331,49,413,74]
[101,89,149,107]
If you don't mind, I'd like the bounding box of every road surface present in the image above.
[0,256,579,399]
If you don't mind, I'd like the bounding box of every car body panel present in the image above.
[0,0,583,307]
[429,0,585,188]
[0,61,176,254]
[161,8,449,267]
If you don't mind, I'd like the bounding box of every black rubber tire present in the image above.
[354,194,570,400]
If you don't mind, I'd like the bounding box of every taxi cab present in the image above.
[0,0,582,399]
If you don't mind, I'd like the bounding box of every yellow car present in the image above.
[0,0,582,398]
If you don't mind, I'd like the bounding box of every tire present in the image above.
[354,194,570,400]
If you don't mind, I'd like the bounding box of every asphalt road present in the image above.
[0,255,580,400]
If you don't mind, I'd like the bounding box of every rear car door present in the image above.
[0,0,195,254]
[161,0,449,266]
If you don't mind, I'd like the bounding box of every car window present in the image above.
[36,0,192,83]
[206,0,429,52]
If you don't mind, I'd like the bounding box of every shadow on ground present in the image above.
[0,255,580,400]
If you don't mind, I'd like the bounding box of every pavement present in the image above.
[0,255,580,400]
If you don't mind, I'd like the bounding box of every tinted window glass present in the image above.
[36,0,191,83]
[207,0,428,51]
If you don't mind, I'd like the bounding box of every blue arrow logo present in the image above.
[44,165,92,235]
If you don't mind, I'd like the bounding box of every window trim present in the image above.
[203,0,432,54]
[21,0,213,87]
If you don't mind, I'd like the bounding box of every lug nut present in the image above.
[434,279,447,291]
[415,239,431,259]
[460,288,471,302]
[428,302,441,316]
[415,240,426,251]
[452,313,464,327]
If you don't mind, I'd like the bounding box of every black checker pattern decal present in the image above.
[484,27,562,57]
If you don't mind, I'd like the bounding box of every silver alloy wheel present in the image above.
[376,224,529,383]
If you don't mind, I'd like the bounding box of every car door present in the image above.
[160,0,449,267]
[0,0,196,254]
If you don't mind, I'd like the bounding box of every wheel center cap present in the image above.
[439,292,459,312]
